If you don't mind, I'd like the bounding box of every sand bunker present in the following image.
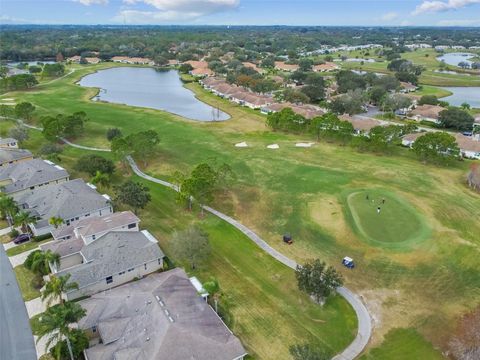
[295,142,314,148]
[235,141,249,148]
[267,144,279,149]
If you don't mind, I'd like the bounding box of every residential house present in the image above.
[191,67,214,77]
[111,56,154,65]
[67,56,101,64]
[399,82,418,93]
[0,158,69,196]
[0,148,33,168]
[408,104,445,124]
[0,137,19,148]
[262,103,324,119]
[402,132,480,159]
[43,226,163,300]
[340,115,387,135]
[78,268,247,360]
[13,179,112,236]
[274,61,299,72]
[313,62,339,72]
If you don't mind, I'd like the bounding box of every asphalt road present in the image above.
[0,245,37,360]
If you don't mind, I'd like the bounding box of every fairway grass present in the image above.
[345,190,430,249]
[4,63,480,358]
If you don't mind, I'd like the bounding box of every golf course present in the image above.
[345,189,430,249]
[1,62,479,359]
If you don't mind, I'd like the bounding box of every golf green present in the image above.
[346,190,430,248]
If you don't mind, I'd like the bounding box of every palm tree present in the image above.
[37,301,86,360]
[203,277,221,313]
[0,194,18,226]
[49,216,64,229]
[90,170,110,187]
[31,250,60,276]
[42,274,79,307]
[14,211,37,238]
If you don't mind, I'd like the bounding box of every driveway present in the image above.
[0,245,37,360]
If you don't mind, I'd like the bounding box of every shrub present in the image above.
[75,154,115,176]
[33,233,53,242]
[9,228,19,239]
[106,128,122,141]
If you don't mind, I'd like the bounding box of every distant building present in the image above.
[402,132,480,159]
[274,61,299,72]
[0,148,33,168]
[111,56,154,65]
[0,158,69,196]
[14,179,112,236]
[313,62,340,72]
[399,82,418,93]
[78,268,247,360]
[0,138,19,149]
[408,104,445,123]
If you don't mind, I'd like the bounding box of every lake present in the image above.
[440,87,480,108]
[78,67,230,121]
[437,52,476,67]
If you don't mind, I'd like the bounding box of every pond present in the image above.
[440,87,480,108]
[437,52,476,67]
[78,67,230,121]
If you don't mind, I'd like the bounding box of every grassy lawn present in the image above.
[4,63,480,357]
[1,234,12,244]
[360,328,444,360]
[6,237,52,257]
[344,189,430,250]
[411,85,452,98]
[13,264,41,301]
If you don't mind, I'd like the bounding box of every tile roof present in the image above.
[78,268,247,360]
[0,158,69,194]
[409,105,445,119]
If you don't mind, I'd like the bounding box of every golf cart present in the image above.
[342,256,355,269]
[283,233,293,245]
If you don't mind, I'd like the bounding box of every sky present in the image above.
[1,0,480,26]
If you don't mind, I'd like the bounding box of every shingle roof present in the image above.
[56,230,164,289]
[13,179,110,227]
[0,148,32,165]
[50,210,139,241]
[0,159,69,194]
[0,138,17,145]
[78,268,247,360]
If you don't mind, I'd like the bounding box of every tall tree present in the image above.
[14,211,37,238]
[42,274,79,306]
[14,102,36,121]
[114,180,151,214]
[49,217,64,229]
[438,108,474,132]
[31,250,60,276]
[170,225,211,270]
[295,259,343,305]
[37,301,86,360]
[412,132,460,164]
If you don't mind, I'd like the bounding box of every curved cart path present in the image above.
[127,156,372,359]
[13,120,372,359]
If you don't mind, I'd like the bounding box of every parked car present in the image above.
[342,256,355,269]
[13,233,30,245]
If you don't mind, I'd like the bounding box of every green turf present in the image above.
[360,328,444,360]
[3,63,480,358]
[13,265,41,301]
[345,190,430,249]
[6,237,52,257]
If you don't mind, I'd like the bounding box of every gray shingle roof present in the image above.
[0,158,69,194]
[78,268,247,360]
[13,179,110,226]
[0,138,17,146]
[51,211,139,241]
[56,230,164,289]
[0,148,32,165]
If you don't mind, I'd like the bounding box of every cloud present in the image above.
[437,18,480,25]
[380,12,398,21]
[75,0,109,5]
[116,0,239,23]
[412,0,480,15]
